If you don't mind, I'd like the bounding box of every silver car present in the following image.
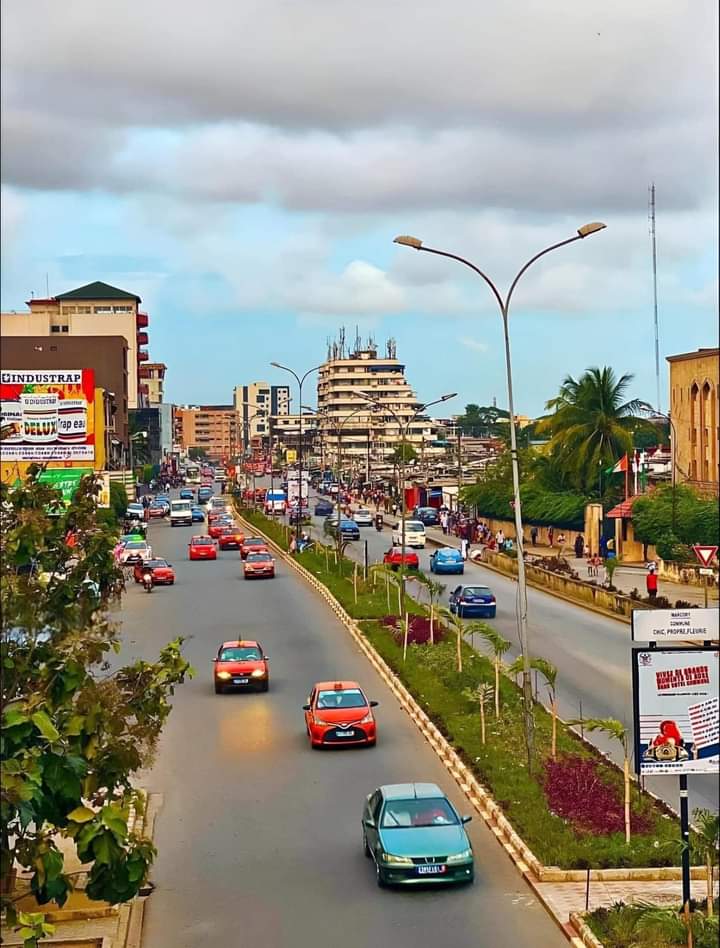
[353,508,374,527]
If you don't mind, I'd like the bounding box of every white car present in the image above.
[391,520,426,548]
[170,499,193,527]
[126,502,145,520]
[119,540,153,564]
[353,508,374,527]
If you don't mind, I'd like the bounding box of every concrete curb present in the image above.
[116,792,163,948]
[235,510,705,892]
[569,913,605,948]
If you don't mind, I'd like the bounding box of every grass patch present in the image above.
[585,901,718,947]
[360,621,694,870]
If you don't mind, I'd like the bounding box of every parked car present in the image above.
[429,548,465,575]
[448,584,496,618]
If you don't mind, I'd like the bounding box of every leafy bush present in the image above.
[109,481,128,522]
[544,755,651,836]
[633,485,719,555]
[391,615,446,645]
[586,901,719,948]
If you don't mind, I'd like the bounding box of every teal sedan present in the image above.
[362,782,474,887]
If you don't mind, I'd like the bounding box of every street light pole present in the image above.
[393,223,606,769]
[271,363,322,533]
[358,392,456,616]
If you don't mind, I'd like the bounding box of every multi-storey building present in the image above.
[174,406,239,461]
[316,337,439,468]
[1,282,151,409]
[233,382,290,449]
[143,362,167,404]
[667,347,719,493]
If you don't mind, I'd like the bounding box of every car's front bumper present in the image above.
[312,724,375,746]
[379,860,473,885]
[245,568,275,577]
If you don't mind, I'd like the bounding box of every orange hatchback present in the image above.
[303,680,378,748]
[218,526,245,550]
[243,551,275,579]
[209,518,234,539]
[240,537,270,559]
[213,640,269,693]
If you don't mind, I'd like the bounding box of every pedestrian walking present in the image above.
[599,535,608,559]
[646,564,658,600]
[574,534,585,559]
[547,526,554,548]
[530,525,539,547]
[557,531,566,555]
[461,537,469,561]
[440,511,448,535]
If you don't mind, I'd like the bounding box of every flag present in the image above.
[610,454,628,474]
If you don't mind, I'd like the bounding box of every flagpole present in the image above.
[624,454,629,500]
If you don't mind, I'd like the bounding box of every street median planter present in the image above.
[233,505,707,885]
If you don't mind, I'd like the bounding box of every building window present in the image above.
[61,325,69,333]
[77,306,92,314]
[94,306,113,313]
[51,325,61,333]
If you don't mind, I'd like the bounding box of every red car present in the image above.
[213,639,269,693]
[303,680,378,748]
[208,508,229,525]
[218,526,245,550]
[240,537,270,559]
[133,558,176,585]
[188,535,217,560]
[243,551,276,579]
[147,503,166,519]
[209,518,235,539]
[383,548,420,570]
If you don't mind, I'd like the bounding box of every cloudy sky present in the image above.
[1,0,717,415]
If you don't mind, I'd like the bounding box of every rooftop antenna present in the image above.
[46,273,49,297]
[649,183,661,412]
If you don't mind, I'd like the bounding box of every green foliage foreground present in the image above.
[1,469,192,936]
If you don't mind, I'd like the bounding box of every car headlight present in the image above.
[250,669,266,678]
[312,718,335,727]
[382,853,414,866]
[216,671,232,680]
[447,848,473,863]
[359,712,374,724]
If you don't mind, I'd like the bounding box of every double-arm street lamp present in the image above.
[237,408,268,508]
[393,222,606,768]
[270,362,323,531]
[356,391,457,615]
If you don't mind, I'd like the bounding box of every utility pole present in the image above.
[649,184,661,412]
[456,430,462,513]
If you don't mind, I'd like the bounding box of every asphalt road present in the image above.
[295,491,718,815]
[118,504,563,948]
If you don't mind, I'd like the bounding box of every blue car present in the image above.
[325,517,360,540]
[191,506,206,522]
[179,488,194,501]
[430,548,464,575]
[314,499,334,516]
[448,584,496,618]
[413,506,440,527]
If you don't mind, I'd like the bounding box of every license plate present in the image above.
[417,865,446,875]
[233,678,249,684]
[335,730,354,737]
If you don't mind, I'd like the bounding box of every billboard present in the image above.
[1,369,96,462]
[632,647,719,776]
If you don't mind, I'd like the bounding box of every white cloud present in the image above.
[458,336,489,353]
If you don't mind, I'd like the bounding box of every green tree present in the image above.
[425,579,446,645]
[390,443,418,464]
[109,481,128,522]
[477,627,511,719]
[536,366,652,492]
[511,657,559,758]
[463,683,494,745]
[188,447,209,461]
[632,485,719,555]
[1,469,192,940]
[692,808,719,917]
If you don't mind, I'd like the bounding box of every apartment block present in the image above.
[142,362,167,404]
[175,405,239,461]
[233,382,290,448]
[1,281,150,409]
[317,336,439,465]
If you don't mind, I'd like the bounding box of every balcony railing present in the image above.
[136,312,149,328]
[137,349,149,361]
[137,331,149,346]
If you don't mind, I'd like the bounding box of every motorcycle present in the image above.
[142,571,154,593]
[374,514,384,532]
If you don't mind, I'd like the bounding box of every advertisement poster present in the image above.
[632,647,719,776]
[631,607,719,642]
[0,369,95,462]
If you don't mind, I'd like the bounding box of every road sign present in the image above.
[632,607,719,642]
[692,545,718,567]
[699,568,714,576]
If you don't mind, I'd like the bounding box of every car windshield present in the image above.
[146,559,169,568]
[461,587,491,597]
[219,647,262,661]
[126,542,146,550]
[316,688,366,710]
[381,798,458,828]
[247,553,271,562]
[245,538,264,545]
[192,537,214,546]
[405,522,424,531]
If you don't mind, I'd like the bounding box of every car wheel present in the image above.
[376,864,387,888]
[259,681,269,692]
[214,683,223,695]
[363,833,371,858]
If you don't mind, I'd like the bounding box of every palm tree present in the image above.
[477,627,511,719]
[425,580,446,645]
[438,609,485,674]
[571,717,632,843]
[464,683,494,745]
[536,366,652,492]
[512,657,559,758]
[692,807,719,917]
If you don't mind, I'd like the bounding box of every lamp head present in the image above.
[393,235,423,250]
[441,392,458,402]
[577,222,607,238]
